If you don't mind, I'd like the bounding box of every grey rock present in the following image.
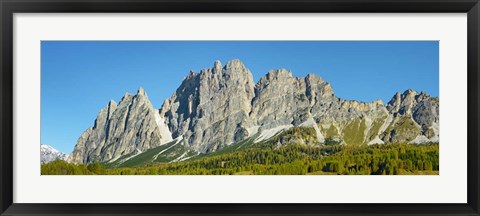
[68,59,440,164]
[160,60,439,151]
[160,59,255,153]
[251,69,311,129]
[67,88,172,164]
[385,90,439,143]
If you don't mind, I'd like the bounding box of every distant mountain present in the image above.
[41,144,68,163]
[67,59,439,165]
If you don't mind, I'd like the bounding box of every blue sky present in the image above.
[41,41,439,153]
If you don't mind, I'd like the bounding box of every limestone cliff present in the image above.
[68,59,439,164]
[67,88,172,164]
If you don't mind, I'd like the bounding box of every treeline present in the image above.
[42,143,439,175]
[41,160,105,175]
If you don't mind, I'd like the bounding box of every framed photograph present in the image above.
[1,0,479,215]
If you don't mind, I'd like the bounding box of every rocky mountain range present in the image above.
[67,59,439,165]
[41,144,68,163]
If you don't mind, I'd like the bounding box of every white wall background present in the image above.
[13,13,467,203]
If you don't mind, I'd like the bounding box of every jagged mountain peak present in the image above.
[68,59,439,165]
[137,86,146,96]
[224,59,246,70]
[184,70,197,80]
[305,73,325,83]
[195,59,252,81]
[373,99,384,106]
[121,92,134,100]
[41,144,68,163]
[267,69,293,79]
[160,59,255,152]
[403,88,417,95]
[120,88,152,103]
[390,89,417,103]
[108,99,117,106]
[68,87,172,164]
[386,89,437,114]
[214,60,222,70]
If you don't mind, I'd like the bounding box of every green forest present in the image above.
[42,142,439,175]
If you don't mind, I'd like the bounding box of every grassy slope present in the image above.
[342,118,367,145]
[42,126,439,175]
[105,120,430,170]
[110,127,275,168]
[107,134,260,168]
[190,134,259,161]
[106,139,196,168]
[114,125,357,168]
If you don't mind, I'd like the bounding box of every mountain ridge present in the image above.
[41,144,68,163]
[67,59,439,165]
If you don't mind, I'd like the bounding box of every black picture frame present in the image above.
[1,0,479,215]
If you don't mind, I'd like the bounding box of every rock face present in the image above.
[251,69,313,129]
[158,59,438,151]
[67,59,439,164]
[249,67,390,146]
[41,144,68,163]
[384,90,439,144]
[67,88,172,164]
[160,60,255,153]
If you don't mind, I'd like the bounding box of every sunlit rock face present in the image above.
[68,88,172,164]
[160,60,256,153]
[68,59,439,164]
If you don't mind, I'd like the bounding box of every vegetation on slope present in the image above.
[42,126,439,175]
[366,116,387,142]
[342,118,367,145]
[104,139,196,168]
[382,116,420,143]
